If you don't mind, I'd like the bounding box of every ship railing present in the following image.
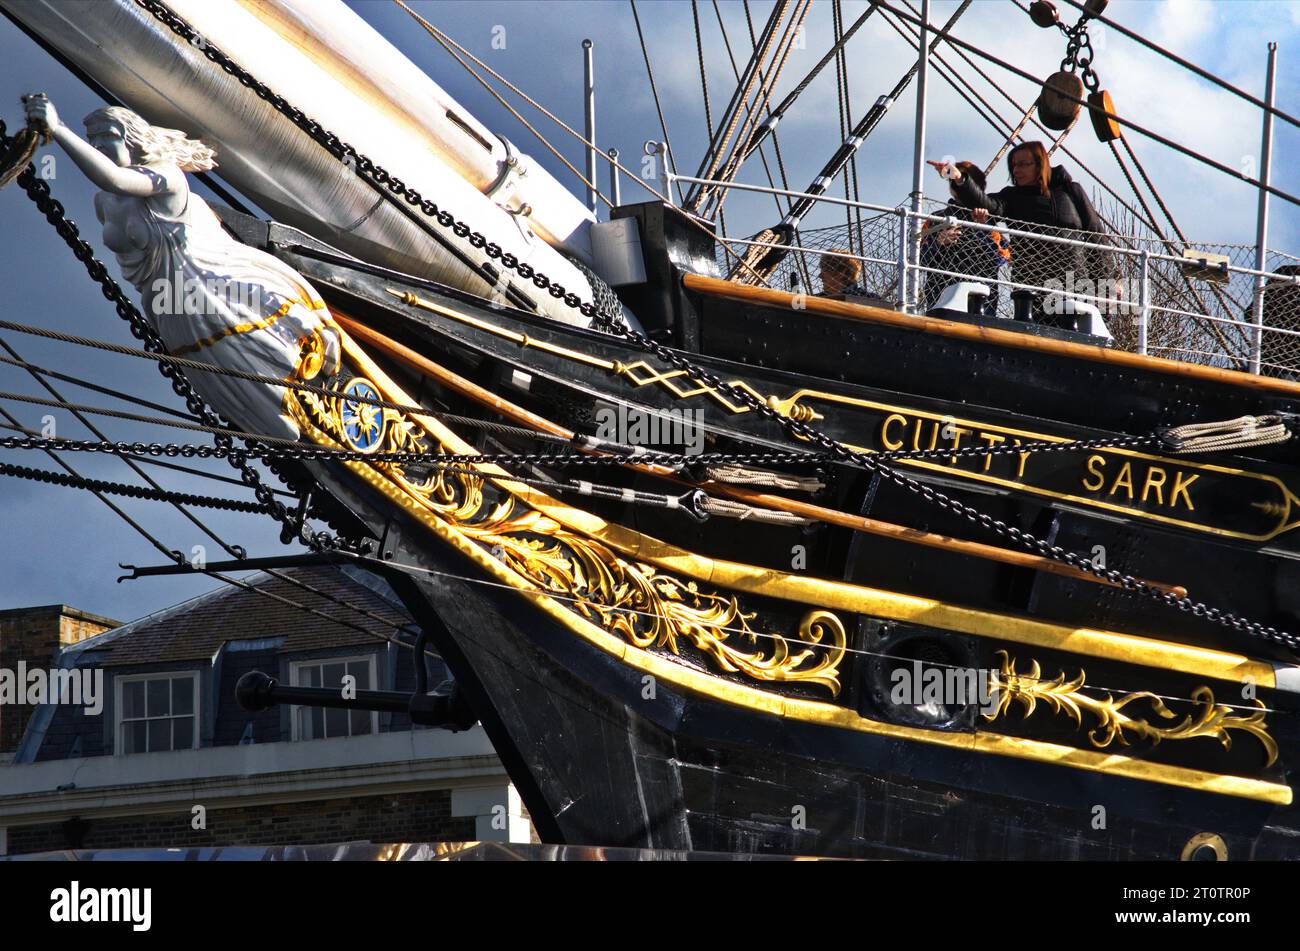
[669,173,1300,379]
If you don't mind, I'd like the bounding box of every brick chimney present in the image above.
[0,605,120,760]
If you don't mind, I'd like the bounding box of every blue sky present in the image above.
[1,0,1298,623]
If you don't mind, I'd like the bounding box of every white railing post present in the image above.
[582,39,598,215]
[647,141,672,205]
[897,208,912,312]
[1137,249,1150,355]
[1250,41,1278,375]
[608,147,621,207]
[908,0,931,315]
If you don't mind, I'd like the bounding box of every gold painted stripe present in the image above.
[167,299,292,357]
[334,329,1279,689]
[389,287,1300,543]
[387,289,616,370]
[302,386,1289,806]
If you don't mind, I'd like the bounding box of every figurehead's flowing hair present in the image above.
[83,106,217,172]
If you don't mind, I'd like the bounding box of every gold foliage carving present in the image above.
[986,651,1278,766]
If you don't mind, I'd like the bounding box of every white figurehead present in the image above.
[22,93,340,440]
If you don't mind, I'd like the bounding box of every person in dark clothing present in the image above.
[920,161,1011,316]
[939,142,1118,323]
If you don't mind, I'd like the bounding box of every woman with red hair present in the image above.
[939,142,1116,322]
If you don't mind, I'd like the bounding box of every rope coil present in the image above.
[1160,415,1293,455]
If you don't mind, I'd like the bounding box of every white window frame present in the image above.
[288,655,379,741]
[113,670,200,756]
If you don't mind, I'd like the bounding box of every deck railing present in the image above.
[668,174,1300,379]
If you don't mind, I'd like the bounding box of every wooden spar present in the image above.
[332,312,1187,597]
[682,272,1300,399]
[711,483,1188,595]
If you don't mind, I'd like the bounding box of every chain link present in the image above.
[0,431,1161,470]
[0,458,274,514]
[126,0,1300,651]
[1058,10,1101,92]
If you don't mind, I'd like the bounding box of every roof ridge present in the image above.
[68,570,266,652]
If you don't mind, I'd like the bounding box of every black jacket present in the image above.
[951,165,1115,291]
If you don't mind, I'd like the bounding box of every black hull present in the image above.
[369,509,1298,860]
[216,207,1300,858]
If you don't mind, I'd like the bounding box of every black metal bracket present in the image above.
[117,550,358,582]
[234,670,476,730]
[124,549,481,731]
[279,486,315,545]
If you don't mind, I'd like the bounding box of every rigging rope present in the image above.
[710,0,809,285]
[739,2,878,163]
[0,347,201,422]
[739,0,804,220]
[706,0,808,218]
[630,0,687,206]
[839,3,865,259]
[693,0,716,147]
[390,0,770,287]
[872,0,1300,211]
[1159,415,1292,455]
[1121,136,1252,322]
[402,7,612,211]
[690,0,790,212]
[0,400,175,563]
[1053,0,1300,133]
[1107,140,1249,359]
[0,331,260,578]
[833,0,854,252]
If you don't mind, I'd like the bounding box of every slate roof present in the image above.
[77,565,415,667]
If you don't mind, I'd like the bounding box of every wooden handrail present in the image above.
[683,272,1300,400]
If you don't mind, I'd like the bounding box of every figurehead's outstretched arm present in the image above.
[23,93,180,198]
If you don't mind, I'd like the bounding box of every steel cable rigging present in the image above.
[871,0,1300,210]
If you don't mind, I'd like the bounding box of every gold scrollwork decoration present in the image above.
[455,499,847,694]
[287,380,846,695]
[986,651,1278,766]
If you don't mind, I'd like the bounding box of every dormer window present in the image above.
[115,672,199,754]
[289,656,377,740]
